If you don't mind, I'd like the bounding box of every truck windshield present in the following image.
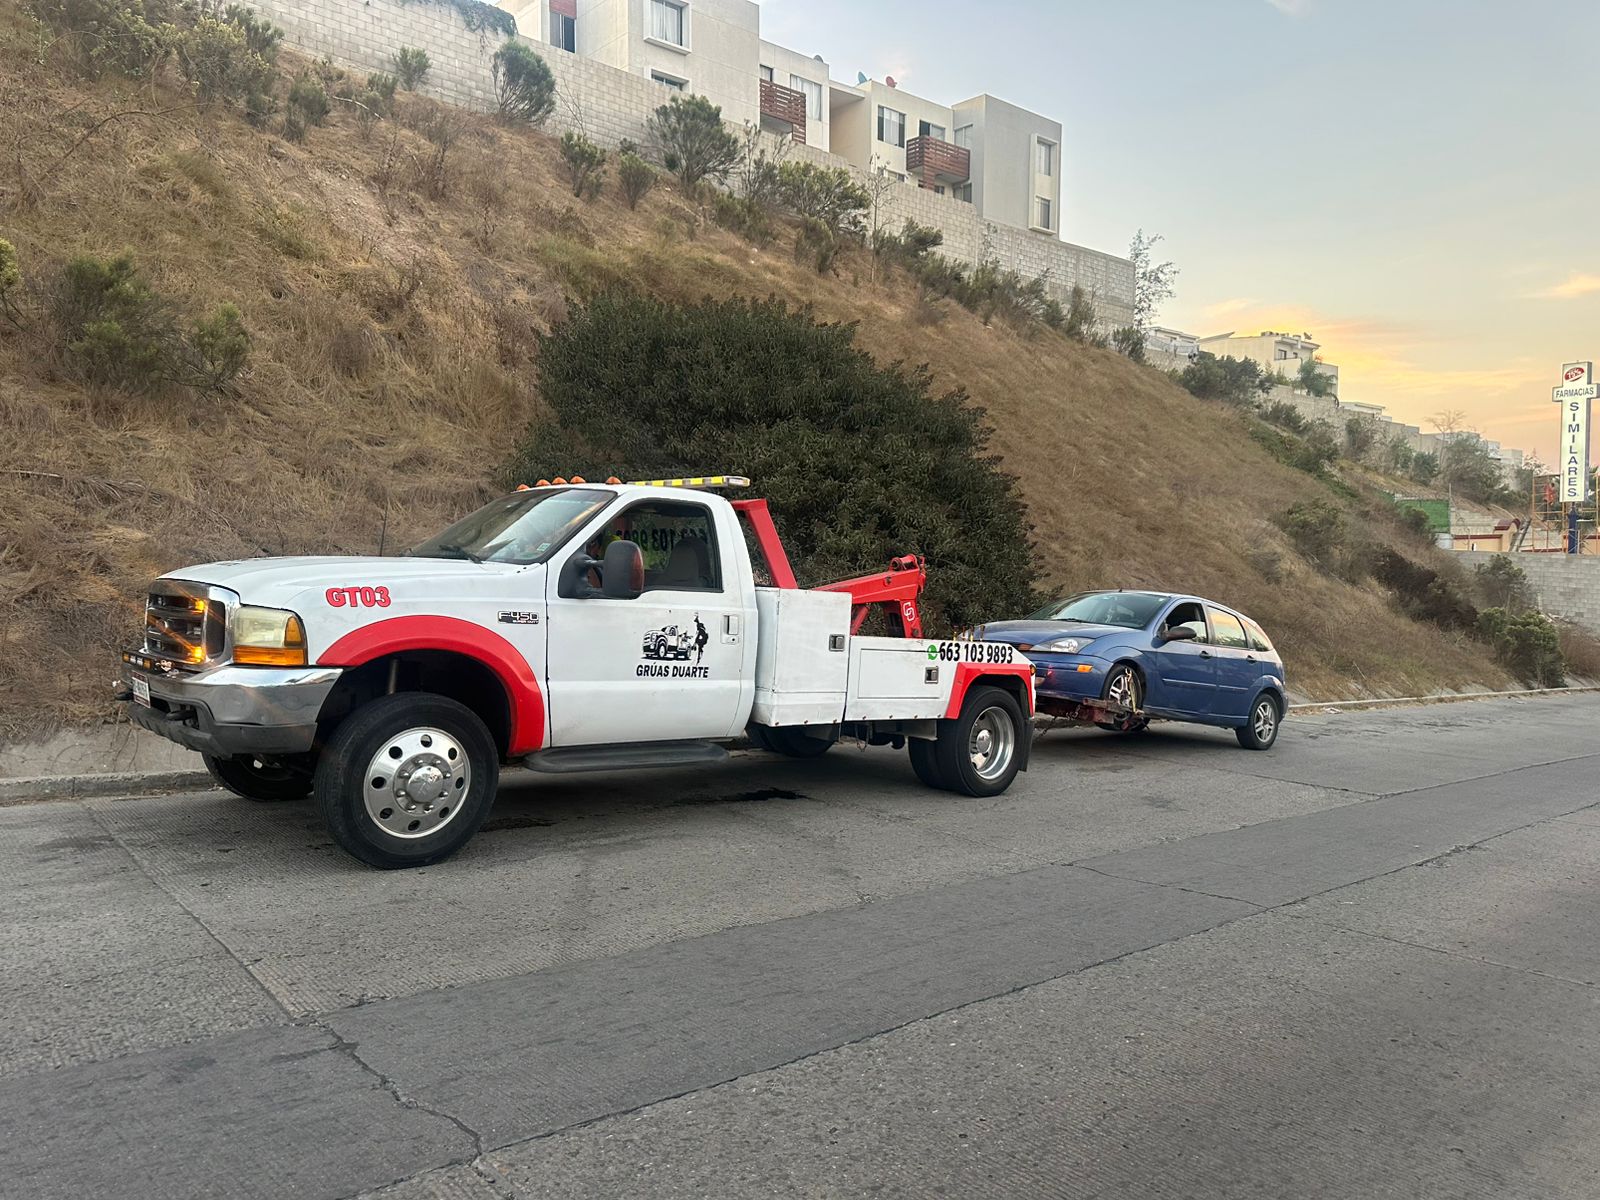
[409,488,612,566]
[1027,592,1169,630]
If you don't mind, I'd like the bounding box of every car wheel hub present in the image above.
[1255,703,1276,740]
[364,727,471,839]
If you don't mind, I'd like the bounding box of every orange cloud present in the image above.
[1534,273,1600,300]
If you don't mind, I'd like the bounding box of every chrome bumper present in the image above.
[118,662,342,757]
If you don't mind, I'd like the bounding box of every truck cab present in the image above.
[120,478,1034,868]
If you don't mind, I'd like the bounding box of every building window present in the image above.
[953,124,972,149]
[877,106,905,148]
[1035,139,1055,177]
[1035,196,1052,230]
[651,70,687,91]
[649,0,686,47]
[934,184,945,196]
[551,11,575,52]
[919,119,946,141]
[790,74,823,120]
[955,182,972,203]
[759,64,773,82]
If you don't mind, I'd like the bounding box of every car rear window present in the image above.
[1243,617,1275,653]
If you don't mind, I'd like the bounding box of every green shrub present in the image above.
[559,131,606,200]
[394,46,430,91]
[1062,284,1098,341]
[1479,607,1564,687]
[1110,325,1145,362]
[0,239,20,328]
[617,151,656,210]
[45,251,248,394]
[776,161,870,235]
[173,7,279,113]
[1178,351,1274,408]
[1261,400,1307,433]
[874,218,943,263]
[283,74,330,140]
[492,41,556,125]
[501,292,1038,630]
[1279,500,1345,567]
[793,217,841,274]
[712,192,774,245]
[1474,555,1534,611]
[31,0,172,78]
[1370,549,1478,630]
[648,94,740,187]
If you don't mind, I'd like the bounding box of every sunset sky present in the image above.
[758,0,1600,464]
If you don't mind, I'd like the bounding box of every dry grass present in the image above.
[0,11,1514,734]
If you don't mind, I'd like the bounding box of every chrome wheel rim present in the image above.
[968,706,1016,782]
[363,726,471,840]
[1253,700,1277,743]
[1107,668,1139,710]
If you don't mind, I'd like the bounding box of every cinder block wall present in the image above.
[1457,551,1600,635]
[247,0,1135,323]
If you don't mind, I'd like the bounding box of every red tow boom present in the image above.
[733,498,927,639]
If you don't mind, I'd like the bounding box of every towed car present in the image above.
[974,591,1286,750]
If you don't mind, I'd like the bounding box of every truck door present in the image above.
[543,496,750,746]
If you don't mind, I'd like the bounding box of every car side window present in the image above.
[1162,601,1208,643]
[1243,618,1274,653]
[598,500,721,593]
[1207,607,1250,649]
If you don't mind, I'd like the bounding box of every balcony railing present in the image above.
[759,79,807,143]
[906,136,971,188]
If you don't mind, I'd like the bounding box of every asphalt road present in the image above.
[5,694,1600,1199]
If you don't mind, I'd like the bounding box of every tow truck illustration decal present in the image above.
[638,616,712,678]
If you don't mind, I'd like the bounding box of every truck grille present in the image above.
[144,583,226,668]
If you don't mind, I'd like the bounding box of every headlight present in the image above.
[1038,636,1096,654]
[232,606,308,667]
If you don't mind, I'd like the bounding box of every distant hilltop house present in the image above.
[239,0,1136,322]
[1197,331,1340,399]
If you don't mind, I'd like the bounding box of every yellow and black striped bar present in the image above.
[625,475,751,490]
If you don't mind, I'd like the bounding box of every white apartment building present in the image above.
[503,0,1065,243]
[1199,330,1340,398]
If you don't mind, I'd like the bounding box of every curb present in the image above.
[1289,685,1600,715]
[0,770,213,807]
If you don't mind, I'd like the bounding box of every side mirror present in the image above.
[1160,626,1197,643]
[600,539,645,600]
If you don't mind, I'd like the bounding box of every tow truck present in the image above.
[117,476,1034,868]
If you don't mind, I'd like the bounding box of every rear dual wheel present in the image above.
[911,685,1024,797]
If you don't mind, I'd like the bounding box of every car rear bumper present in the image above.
[117,662,342,757]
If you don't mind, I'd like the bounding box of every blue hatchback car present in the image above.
[974,591,1287,750]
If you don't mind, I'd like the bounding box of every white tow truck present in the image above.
[118,476,1034,868]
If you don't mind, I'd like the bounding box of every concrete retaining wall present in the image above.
[247,0,1134,323]
[1457,550,1600,635]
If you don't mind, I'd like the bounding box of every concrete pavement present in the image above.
[3,694,1599,1198]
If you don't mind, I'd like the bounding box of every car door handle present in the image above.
[1247,655,1257,663]
[1199,650,1212,659]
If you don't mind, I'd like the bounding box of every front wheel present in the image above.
[315,693,499,869]
[934,685,1025,797]
[1236,693,1282,751]
[204,753,314,802]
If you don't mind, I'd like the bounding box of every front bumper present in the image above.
[1029,654,1109,703]
[118,661,342,757]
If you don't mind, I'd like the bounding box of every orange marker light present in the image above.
[570,475,586,484]
[536,479,551,487]
[605,476,621,485]
[553,477,568,485]
[515,484,531,491]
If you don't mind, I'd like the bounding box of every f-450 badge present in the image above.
[498,611,540,625]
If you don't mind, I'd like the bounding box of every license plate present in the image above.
[131,674,151,708]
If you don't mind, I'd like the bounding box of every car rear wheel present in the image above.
[315,693,499,869]
[204,753,314,802]
[1236,694,1282,751]
[934,686,1024,797]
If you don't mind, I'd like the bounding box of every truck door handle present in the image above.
[722,614,740,643]
[1247,655,1257,663]
[1199,651,1212,659]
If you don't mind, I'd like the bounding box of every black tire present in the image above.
[1094,717,1149,735]
[908,738,949,789]
[761,726,836,759]
[744,724,776,752]
[314,693,499,869]
[204,753,314,802]
[1236,693,1282,751]
[934,685,1025,798]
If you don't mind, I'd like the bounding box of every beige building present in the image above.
[505,0,1064,244]
[1199,330,1340,397]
